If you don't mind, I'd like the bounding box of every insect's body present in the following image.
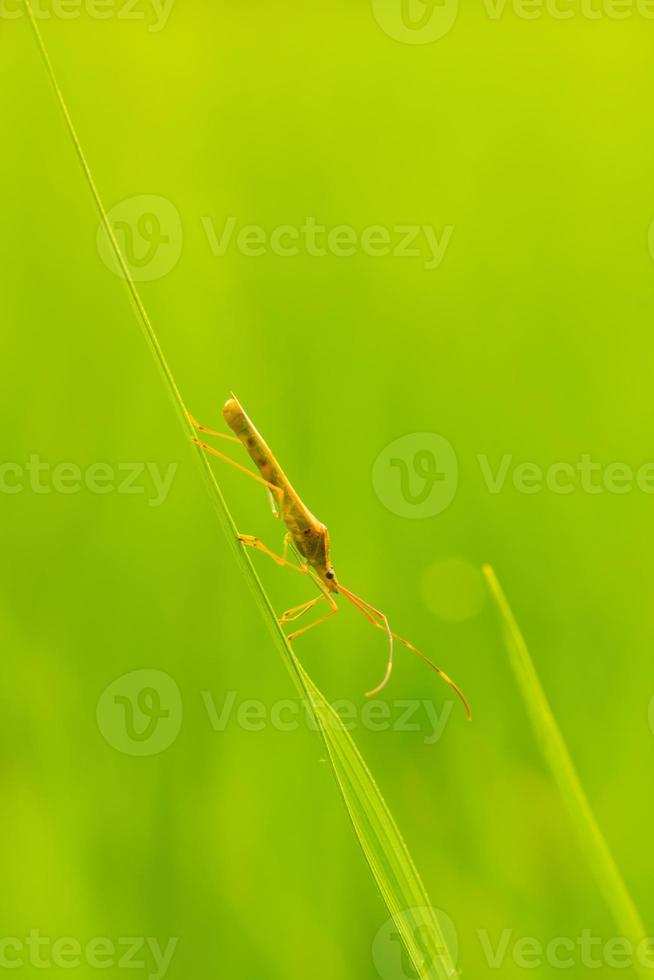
[189,395,471,718]
[224,396,337,592]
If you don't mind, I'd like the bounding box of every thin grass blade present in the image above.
[23,7,461,975]
[484,564,649,977]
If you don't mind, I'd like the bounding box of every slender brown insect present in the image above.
[189,395,471,718]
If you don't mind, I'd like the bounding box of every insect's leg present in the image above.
[187,412,241,443]
[279,594,324,625]
[238,534,308,574]
[282,532,300,562]
[193,437,284,505]
[286,593,339,642]
[190,411,286,520]
[267,488,281,519]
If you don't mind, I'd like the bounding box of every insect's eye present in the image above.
[326,570,335,580]
[304,528,312,536]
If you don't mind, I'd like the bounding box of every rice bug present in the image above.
[189,395,471,718]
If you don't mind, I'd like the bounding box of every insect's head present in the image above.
[314,525,338,591]
[297,522,339,591]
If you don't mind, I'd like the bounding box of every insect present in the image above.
[189,395,471,719]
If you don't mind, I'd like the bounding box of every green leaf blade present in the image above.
[23,7,461,974]
[484,564,649,979]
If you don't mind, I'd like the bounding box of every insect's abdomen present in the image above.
[223,395,330,576]
[223,396,287,491]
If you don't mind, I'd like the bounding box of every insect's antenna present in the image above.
[401,637,472,721]
[337,585,394,698]
[338,584,472,720]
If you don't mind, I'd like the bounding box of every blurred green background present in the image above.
[2,2,654,977]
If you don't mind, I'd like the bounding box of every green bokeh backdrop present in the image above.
[2,3,653,977]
